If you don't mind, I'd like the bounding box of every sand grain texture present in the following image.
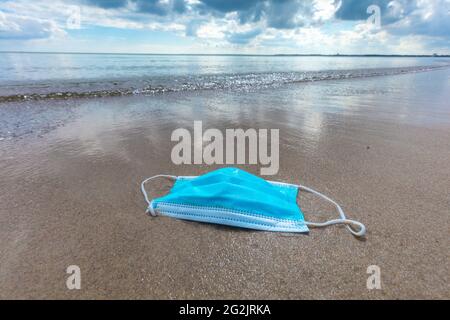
[0,69,449,299]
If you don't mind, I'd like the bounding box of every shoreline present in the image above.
[1,68,449,299]
[2,64,449,104]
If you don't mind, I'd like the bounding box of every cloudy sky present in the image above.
[0,0,449,54]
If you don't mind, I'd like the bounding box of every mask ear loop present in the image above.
[141,175,177,216]
[298,185,366,237]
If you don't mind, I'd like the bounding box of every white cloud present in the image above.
[196,21,225,39]
[313,0,341,21]
[0,0,448,54]
[0,10,66,40]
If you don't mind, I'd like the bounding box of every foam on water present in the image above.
[0,64,447,103]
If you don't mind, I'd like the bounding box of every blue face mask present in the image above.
[141,168,365,237]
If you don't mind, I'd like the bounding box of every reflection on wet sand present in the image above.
[0,68,450,299]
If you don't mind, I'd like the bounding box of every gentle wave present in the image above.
[0,65,446,103]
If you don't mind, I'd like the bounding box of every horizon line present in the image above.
[1,50,450,57]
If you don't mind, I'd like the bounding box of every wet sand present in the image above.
[0,69,449,299]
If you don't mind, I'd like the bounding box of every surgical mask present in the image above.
[141,167,366,237]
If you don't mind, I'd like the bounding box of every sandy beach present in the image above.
[0,67,449,299]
